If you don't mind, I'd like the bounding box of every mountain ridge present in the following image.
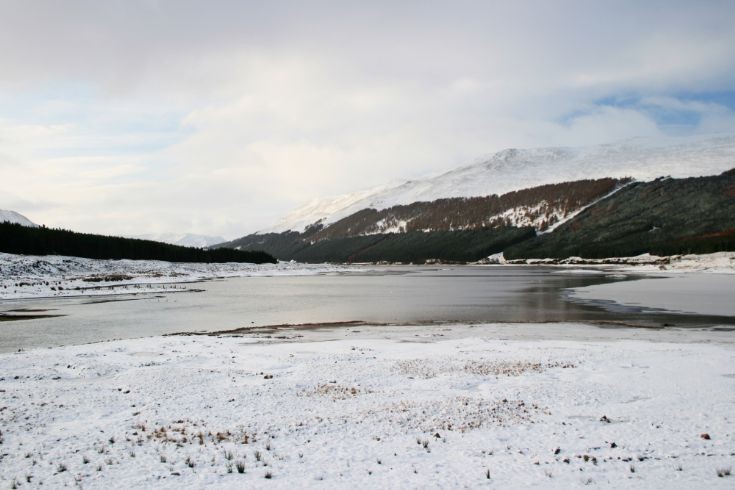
[221,169,735,263]
[262,134,735,234]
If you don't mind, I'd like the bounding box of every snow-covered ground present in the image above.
[496,252,735,274]
[0,323,733,489]
[615,252,735,275]
[0,253,350,299]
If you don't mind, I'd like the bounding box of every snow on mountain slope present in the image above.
[264,134,735,233]
[264,184,391,234]
[134,233,226,248]
[0,209,38,227]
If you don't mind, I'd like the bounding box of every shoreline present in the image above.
[2,251,733,301]
[0,253,355,300]
[8,320,735,356]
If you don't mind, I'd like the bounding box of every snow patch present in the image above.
[485,201,562,230]
[364,218,408,235]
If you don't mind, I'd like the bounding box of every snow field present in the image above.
[1,325,733,488]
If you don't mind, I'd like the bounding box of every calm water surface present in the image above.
[0,266,732,352]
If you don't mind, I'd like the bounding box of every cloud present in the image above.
[1,0,735,237]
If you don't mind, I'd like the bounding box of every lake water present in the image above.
[1,265,732,352]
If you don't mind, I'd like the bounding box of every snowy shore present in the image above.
[494,251,735,274]
[1,323,733,489]
[0,253,351,300]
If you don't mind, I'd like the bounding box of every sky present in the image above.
[1,0,735,239]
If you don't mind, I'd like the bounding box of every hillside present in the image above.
[311,178,627,240]
[225,228,535,264]
[264,135,735,233]
[504,169,735,259]
[221,178,627,262]
[0,222,276,264]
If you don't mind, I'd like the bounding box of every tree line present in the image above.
[0,222,276,264]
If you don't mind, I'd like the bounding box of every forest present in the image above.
[0,222,276,264]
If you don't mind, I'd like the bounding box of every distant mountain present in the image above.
[0,210,38,228]
[263,134,735,233]
[134,233,226,248]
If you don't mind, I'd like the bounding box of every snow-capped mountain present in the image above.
[134,233,226,248]
[0,210,38,228]
[263,134,735,233]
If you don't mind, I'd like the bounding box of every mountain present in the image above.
[220,178,631,263]
[0,210,38,228]
[222,135,735,263]
[133,233,226,248]
[223,170,735,263]
[264,134,735,233]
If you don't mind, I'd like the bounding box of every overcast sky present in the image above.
[1,0,735,238]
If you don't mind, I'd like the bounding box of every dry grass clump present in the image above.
[394,359,442,378]
[144,420,255,447]
[303,383,365,400]
[82,274,134,283]
[369,396,548,432]
[394,358,575,379]
[463,360,575,377]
